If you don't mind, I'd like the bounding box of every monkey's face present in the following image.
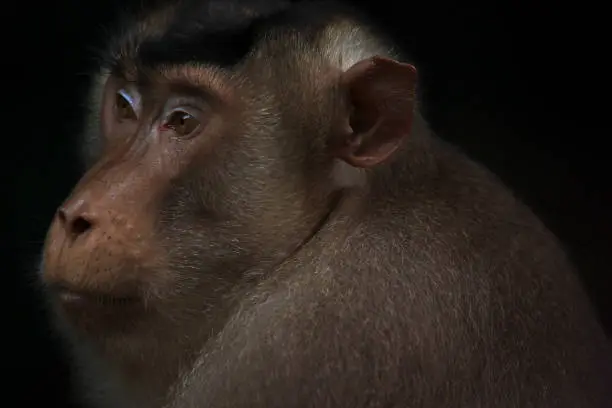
[39,8,418,342]
[40,66,336,338]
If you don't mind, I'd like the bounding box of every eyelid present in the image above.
[165,96,210,114]
[117,88,141,112]
[167,106,199,118]
[161,105,206,127]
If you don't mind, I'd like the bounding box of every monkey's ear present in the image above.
[334,56,417,168]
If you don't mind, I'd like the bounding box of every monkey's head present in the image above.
[40,2,417,342]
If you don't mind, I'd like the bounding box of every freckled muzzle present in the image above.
[40,195,168,332]
[41,227,160,335]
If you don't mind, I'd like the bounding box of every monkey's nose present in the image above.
[57,199,95,241]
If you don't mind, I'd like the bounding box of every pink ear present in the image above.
[333,56,417,168]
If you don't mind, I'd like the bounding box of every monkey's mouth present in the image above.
[51,284,140,308]
[61,290,138,306]
[45,283,148,333]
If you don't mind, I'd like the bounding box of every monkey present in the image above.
[38,0,612,407]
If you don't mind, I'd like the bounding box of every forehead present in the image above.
[104,0,363,77]
[106,1,291,76]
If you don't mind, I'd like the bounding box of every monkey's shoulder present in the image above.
[329,149,576,294]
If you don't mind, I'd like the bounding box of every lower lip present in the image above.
[57,289,139,307]
[53,290,145,334]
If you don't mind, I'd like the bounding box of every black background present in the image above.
[4,1,610,405]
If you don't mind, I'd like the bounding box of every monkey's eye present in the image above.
[115,90,138,120]
[161,110,200,136]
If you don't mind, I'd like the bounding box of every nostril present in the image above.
[57,206,94,240]
[71,216,93,236]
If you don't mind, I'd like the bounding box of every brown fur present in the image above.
[39,2,612,407]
